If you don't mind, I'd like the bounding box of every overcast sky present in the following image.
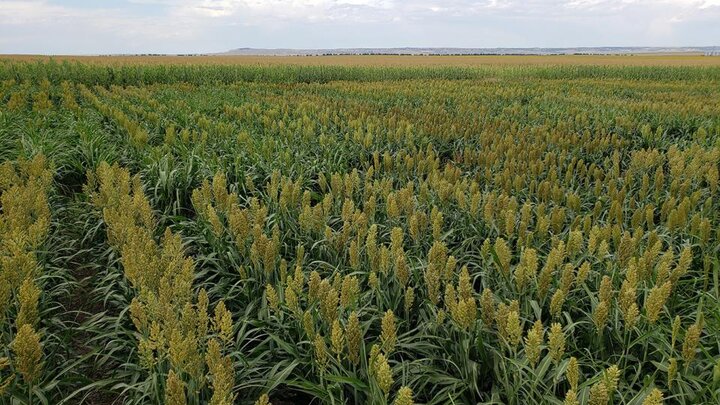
[1,0,719,54]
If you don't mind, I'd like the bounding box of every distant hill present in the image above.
[221,47,720,56]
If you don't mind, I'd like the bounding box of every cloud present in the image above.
[0,1,208,53]
[1,0,718,53]
[0,1,72,24]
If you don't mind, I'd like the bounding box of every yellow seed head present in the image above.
[408,213,420,242]
[213,300,233,344]
[603,364,620,393]
[564,389,579,405]
[682,323,702,365]
[314,333,328,369]
[138,337,156,369]
[567,357,579,390]
[599,275,613,304]
[285,284,299,314]
[655,250,673,284]
[165,370,187,405]
[393,386,414,405]
[518,248,538,285]
[588,382,609,405]
[292,264,304,291]
[444,255,457,281]
[623,303,639,331]
[480,288,495,326]
[394,253,410,287]
[279,259,288,284]
[598,240,610,257]
[386,193,400,219]
[494,238,512,275]
[537,264,554,300]
[266,284,279,312]
[374,353,393,396]
[495,303,509,339]
[206,205,224,238]
[302,311,315,337]
[671,246,693,284]
[506,310,522,347]
[254,394,272,405]
[308,271,322,302]
[369,271,379,290]
[16,278,41,328]
[129,297,148,333]
[445,284,457,315]
[548,322,565,363]
[366,224,379,269]
[617,231,634,267]
[263,236,278,277]
[559,263,575,292]
[168,326,200,381]
[514,265,527,291]
[550,289,566,318]
[645,281,672,324]
[436,309,446,324]
[368,343,381,371]
[340,275,360,309]
[458,265,472,300]
[567,230,583,256]
[228,206,249,249]
[481,238,491,258]
[593,301,609,334]
[642,389,664,405]
[331,319,344,359]
[12,324,42,384]
[381,310,397,353]
[453,297,477,330]
[425,240,447,305]
[379,246,391,275]
[404,287,415,314]
[431,208,443,240]
[345,311,362,366]
[524,320,544,366]
[205,339,235,405]
[619,266,638,311]
[576,261,591,285]
[349,239,360,269]
[320,286,339,322]
[390,227,404,255]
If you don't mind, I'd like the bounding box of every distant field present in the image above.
[3,53,720,66]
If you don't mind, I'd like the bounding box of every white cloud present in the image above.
[0,1,71,24]
[0,0,208,53]
[1,0,718,53]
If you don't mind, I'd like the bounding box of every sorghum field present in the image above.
[0,60,719,405]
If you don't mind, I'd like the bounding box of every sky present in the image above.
[0,0,719,54]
